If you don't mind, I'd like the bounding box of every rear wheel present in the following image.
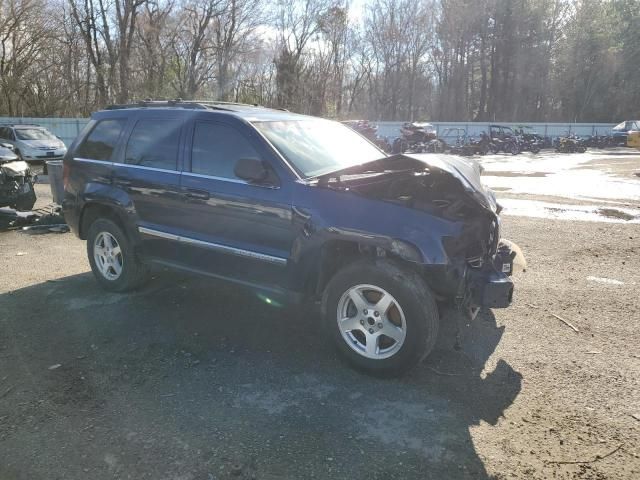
[322,259,439,376]
[87,218,149,292]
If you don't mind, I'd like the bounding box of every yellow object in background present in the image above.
[628,130,640,149]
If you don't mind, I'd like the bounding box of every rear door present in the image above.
[112,116,186,261]
[177,119,294,289]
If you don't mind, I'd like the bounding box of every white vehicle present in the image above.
[0,124,67,169]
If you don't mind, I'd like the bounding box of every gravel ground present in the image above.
[1,180,639,479]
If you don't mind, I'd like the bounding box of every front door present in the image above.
[177,120,294,291]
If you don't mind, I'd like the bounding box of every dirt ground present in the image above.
[1,176,640,479]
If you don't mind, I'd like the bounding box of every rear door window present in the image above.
[76,119,126,161]
[125,119,182,170]
[190,122,261,179]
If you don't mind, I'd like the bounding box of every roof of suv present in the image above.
[101,100,311,122]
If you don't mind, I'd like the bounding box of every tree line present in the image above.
[1,0,639,122]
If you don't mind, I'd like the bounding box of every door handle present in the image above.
[184,189,210,200]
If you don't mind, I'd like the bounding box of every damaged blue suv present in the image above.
[63,101,520,376]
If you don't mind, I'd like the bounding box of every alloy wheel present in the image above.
[93,231,123,280]
[336,284,407,360]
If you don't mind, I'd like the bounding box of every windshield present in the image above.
[253,119,385,178]
[15,128,57,141]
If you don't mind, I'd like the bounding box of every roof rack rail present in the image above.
[190,99,261,107]
[105,99,235,111]
[0,123,42,126]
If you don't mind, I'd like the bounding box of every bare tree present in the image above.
[212,0,263,100]
[169,0,221,99]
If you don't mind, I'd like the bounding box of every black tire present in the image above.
[509,142,520,155]
[86,218,149,292]
[321,258,439,377]
[531,145,540,154]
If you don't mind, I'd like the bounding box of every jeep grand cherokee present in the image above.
[63,100,520,376]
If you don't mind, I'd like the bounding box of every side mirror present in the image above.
[234,158,277,186]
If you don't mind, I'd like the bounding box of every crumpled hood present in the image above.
[317,153,497,213]
[1,160,30,176]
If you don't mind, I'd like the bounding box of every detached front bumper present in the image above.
[469,268,514,308]
[466,239,524,309]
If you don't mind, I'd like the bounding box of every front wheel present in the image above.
[322,259,439,377]
[87,218,149,292]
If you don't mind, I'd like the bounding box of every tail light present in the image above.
[63,161,70,190]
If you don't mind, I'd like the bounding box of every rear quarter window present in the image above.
[76,119,126,161]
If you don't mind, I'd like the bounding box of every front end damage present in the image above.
[0,160,37,211]
[316,153,524,311]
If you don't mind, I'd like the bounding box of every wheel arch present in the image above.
[79,201,134,241]
[310,238,425,298]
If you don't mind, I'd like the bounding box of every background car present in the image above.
[611,120,640,145]
[0,124,67,171]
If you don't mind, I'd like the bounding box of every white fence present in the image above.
[0,116,619,146]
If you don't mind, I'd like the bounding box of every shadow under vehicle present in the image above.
[0,270,522,479]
